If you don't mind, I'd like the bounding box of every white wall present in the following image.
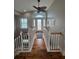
[14,15,21,38]
[47,0,65,55]
[14,15,20,31]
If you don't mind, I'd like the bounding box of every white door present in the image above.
[37,19,42,30]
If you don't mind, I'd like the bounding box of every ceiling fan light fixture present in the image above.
[38,0,40,2]
[33,0,47,13]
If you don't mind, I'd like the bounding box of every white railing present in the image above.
[50,33,61,50]
[14,35,22,51]
[43,29,63,52]
[14,31,32,56]
[49,32,63,52]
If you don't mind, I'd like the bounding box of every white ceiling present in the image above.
[14,0,54,12]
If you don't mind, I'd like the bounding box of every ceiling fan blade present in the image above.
[41,9,46,12]
[33,6,38,9]
[33,0,47,13]
[40,6,47,9]
[37,9,46,13]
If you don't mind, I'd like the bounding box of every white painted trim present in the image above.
[30,32,36,52]
[43,31,50,52]
[61,50,65,56]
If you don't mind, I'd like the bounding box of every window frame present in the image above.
[20,18,28,29]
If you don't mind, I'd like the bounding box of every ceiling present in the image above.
[14,0,55,13]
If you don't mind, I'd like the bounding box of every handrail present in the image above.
[51,32,63,35]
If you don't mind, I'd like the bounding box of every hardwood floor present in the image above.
[15,33,65,59]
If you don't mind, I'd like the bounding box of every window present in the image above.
[36,15,43,18]
[37,19,42,30]
[20,18,27,29]
[47,18,55,27]
[43,19,45,27]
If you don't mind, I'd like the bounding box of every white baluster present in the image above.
[20,31,23,51]
[58,34,60,49]
[54,34,56,49]
[59,34,60,49]
[18,36,20,48]
[52,35,54,49]
[57,34,58,49]
[51,35,53,50]
[55,34,57,49]
[17,37,19,49]
[54,34,55,49]
[17,36,19,49]
[56,34,57,49]
[51,35,52,50]
[50,35,51,50]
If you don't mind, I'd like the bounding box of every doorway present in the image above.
[37,19,42,30]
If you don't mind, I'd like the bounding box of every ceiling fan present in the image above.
[33,0,47,13]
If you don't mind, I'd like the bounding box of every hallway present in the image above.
[15,32,65,59]
[32,32,46,50]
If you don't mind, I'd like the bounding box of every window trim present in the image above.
[20,18,28,29]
